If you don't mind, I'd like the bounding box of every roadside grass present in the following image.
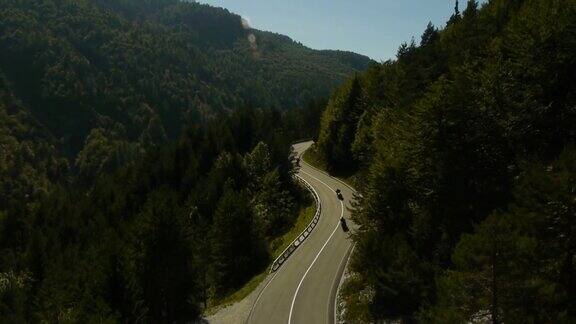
[270,205,315,259]
[302,147,356,189]
[302,145,360,324]
[301,146,326,171]
[205,145,355,315]
[205,270,268,316]
[204,203,316,315]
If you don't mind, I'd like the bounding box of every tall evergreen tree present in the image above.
[209,184,268,296]
[324,0,576,321]
[128,191,200,323]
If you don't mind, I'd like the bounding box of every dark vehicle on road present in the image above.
[336,188,343,200]
[340,217,349,232]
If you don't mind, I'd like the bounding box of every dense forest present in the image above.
[312,0,576,322]
[0,0,369,218]
[3,0,575,322]
[0,0,341,322]
[0,0,371,148]
[0,104,328,322]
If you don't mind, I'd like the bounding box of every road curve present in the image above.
[248,141,355,324]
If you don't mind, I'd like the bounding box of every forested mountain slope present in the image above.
[0,0,371,154]
[1,106,318,322]
[0,0,367,322]
[312,0,576,322]
[0,0,370,226]
[0,0,370,179]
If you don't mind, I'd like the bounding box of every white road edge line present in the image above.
[247,157,323,323]
[250,142,354,324]
[330,244,355,324]
[288,199,344,324]
[268,174,322,273]
[300,170,337,193]
[246,270,279,324]
[296,142,360,324]
[297,143,356,193]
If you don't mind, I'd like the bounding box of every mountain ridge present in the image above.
[0,0,373,155]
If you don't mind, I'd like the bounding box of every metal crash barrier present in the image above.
[270,175,321,273]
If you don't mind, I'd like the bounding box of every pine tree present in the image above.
[317,77,363,173]
[420,22,438,47]
[128,191,199,322]
[448,0,461,24]
[209,184,268,295]
[455,0,460,16]
[252,169,295,236]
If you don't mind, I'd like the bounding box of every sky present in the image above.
[197,0,486,62]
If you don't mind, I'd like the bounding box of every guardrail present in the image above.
[269,174,321,273]
[290,138,314,145]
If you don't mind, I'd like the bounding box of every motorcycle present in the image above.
[340,217,349,232]
[335,188,343,201]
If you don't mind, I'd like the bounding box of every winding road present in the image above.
[248,141,355,324]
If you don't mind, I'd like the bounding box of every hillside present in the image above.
[0,1,369,320]
[0,0,371,160]
[0,0,371,214]
[312,0,576,322]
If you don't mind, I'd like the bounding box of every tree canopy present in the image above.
[314,0,576,322]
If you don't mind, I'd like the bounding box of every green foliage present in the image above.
[0,1,357,319]
[0,0,366,255]
[244,142,296,236]
[0,76,67,216]
[209,185,267,296]
[128,190,199,322]
[425,146,576,323]
[75,128,142,184]
[0,105,315,321]
[0,0,371,157]
[317,77,364,173]
[281,98,327,141]
[253,169,296,237]
[0,271,32,323]
[314,0,576,321]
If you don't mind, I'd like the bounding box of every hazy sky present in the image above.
[197,0,486,61]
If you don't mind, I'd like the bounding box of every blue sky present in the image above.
[197,0,486,61]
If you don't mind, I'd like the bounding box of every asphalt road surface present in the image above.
[248,141,355,324]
